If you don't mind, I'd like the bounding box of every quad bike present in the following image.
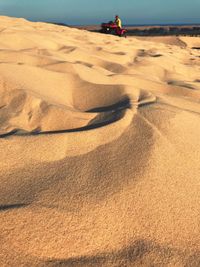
[100,21,127,37]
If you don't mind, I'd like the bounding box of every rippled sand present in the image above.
[0,16,200,266]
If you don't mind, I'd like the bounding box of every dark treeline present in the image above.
[49,22,200,36]
[125,26,200,36]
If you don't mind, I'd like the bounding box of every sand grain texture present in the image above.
[0,16,200,267]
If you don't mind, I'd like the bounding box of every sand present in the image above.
[0,16,200,266]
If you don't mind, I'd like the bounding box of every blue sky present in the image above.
[0,0,200,25]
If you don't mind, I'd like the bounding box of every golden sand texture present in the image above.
[0,16,200,266]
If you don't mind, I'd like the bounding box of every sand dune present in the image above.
[0,16,200,266]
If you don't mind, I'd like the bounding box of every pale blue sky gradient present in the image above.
[0,0,200,25]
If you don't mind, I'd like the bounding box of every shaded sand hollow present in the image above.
[0,16,200,266]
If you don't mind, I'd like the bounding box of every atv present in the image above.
[100,21,127,37]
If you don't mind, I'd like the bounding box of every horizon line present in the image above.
[1,15,200,26]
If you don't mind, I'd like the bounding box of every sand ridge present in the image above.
[0,16,200,266]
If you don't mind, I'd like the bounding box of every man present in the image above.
[115,15,122,29]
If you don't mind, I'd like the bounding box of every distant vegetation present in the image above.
[125,26,200,36]
[49,22,200,36]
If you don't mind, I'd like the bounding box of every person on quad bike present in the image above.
[100,16,126,37]
[115,15,122,29]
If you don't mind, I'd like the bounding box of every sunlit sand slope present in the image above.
[0,16,200,267]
